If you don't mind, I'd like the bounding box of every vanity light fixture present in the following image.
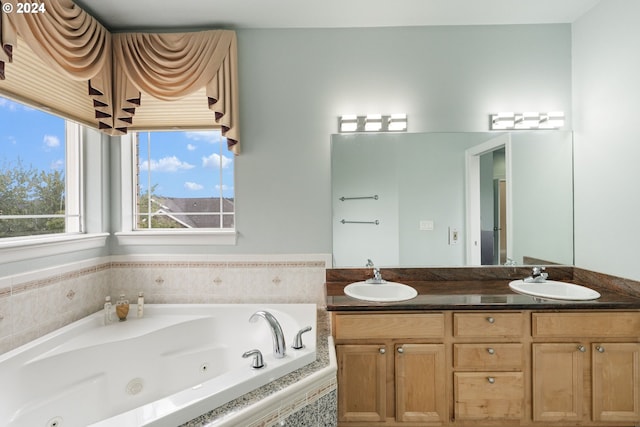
[364,114,383,132]
[338,114,408,133]
[490,111,565,130]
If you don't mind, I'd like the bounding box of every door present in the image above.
[494,178,507,264]
[592,342,640,422]
[337,344,387,423]
[532,343,584,422]
[395,343,446,423]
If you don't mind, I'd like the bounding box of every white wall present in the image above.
[572,0,640,280]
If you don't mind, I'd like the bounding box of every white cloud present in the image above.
[187,143,197,151]
[202,153,232,169]
[0,98,17,111]
[43,135,61,149]
[50,159,64,170]
[184,181,204,191]
[186,131,221,144]
[215,184,233,192]
[140,156,195,172]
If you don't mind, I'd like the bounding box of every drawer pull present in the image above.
[397,347,404,354]
[577,345,586,352]
[486,316,495,324]
[596,345,605,353]
[487,376,496,384]
[487,347,495,355]
[379,348,386,354]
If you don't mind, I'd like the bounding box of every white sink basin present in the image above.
[509,280,601,301]
[344,281,418,302]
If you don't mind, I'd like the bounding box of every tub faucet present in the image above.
[249,310,286,359]
[365,259,386,284]
[524,266,548,283]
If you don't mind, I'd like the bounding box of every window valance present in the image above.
[0,0,240,153]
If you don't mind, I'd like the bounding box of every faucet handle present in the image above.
[242,349,265,369]
[366,259,374,268]
[532,266,546,276]
[292,326,313,350]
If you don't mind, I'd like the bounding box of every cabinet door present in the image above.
[592,342,640,422]
[337,344,387,423]
[395,344,446,423]
[532,343,584,422]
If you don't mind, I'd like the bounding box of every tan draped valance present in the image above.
[112,30,239,152]
[0,0,240,154]
[0,0,113,129]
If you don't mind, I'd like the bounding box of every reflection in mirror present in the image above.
[331,132,573,268]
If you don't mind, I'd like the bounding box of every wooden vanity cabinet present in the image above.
[452,312,525,422]
[333,309,640,427]
[532,312,640,424]
[334,313,447,425]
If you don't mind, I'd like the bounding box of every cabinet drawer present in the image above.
[532,312,640,337]
[453,343,523,370]
[454,372,524,420]
[453,312,524,338]
[333,313,444,340]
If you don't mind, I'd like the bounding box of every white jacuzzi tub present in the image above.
[0,304,317,427]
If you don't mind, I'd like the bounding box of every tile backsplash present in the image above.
[0,254,330,355]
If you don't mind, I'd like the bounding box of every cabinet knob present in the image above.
[596,345,605,353]
[577,345,586,352]
[486,317,495,324]
[487,347,495,355]
[397,347,404,354]
[487,377,496,384]
[379,348,386,354]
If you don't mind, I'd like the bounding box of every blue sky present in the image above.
[1,95,235,199]
[0,96,66,173]
[137,130,235,199]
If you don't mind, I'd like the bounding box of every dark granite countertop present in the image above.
[326,266,640,311]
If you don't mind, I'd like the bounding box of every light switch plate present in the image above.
[420,220,434,231]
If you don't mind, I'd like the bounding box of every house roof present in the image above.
[154,197,234,228]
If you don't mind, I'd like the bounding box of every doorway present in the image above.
[465,133,511,265]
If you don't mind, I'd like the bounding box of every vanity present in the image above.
[326,266,640,427]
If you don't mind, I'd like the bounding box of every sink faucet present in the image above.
[249,310,286,359]
[365,259,386,284]
[524,266,548,283]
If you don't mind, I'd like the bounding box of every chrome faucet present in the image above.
[524,266,548,283]
[249,310,286,359]
[365,259,386,284]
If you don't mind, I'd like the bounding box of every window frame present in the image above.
[0,120,108,263]
[115,132,237,246]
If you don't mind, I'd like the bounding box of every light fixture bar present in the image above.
[490,111,565,130]
[338,114,408,133]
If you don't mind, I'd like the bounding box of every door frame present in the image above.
[465,133,512,265]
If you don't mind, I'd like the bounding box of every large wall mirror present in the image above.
[331,131,574,267]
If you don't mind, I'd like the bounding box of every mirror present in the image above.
[331,131,573,267]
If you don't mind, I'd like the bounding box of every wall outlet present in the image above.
[449,227,459,245]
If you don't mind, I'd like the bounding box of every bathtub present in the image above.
[0,304,317,427]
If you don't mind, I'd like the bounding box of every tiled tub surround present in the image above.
[0,256,329,355]
[0,255,336,427]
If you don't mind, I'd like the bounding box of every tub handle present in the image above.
[292,326,313,350]
[242,349,265,369]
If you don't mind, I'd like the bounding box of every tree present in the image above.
[0,160,65,237]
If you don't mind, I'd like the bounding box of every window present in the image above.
[134,130,235,230]
[0,95,82,239]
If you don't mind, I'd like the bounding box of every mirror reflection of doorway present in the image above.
[479,148,506,265]
[494,178,507,265]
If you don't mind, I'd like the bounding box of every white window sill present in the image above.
[0,233,109,264]
[114,230,237,246]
